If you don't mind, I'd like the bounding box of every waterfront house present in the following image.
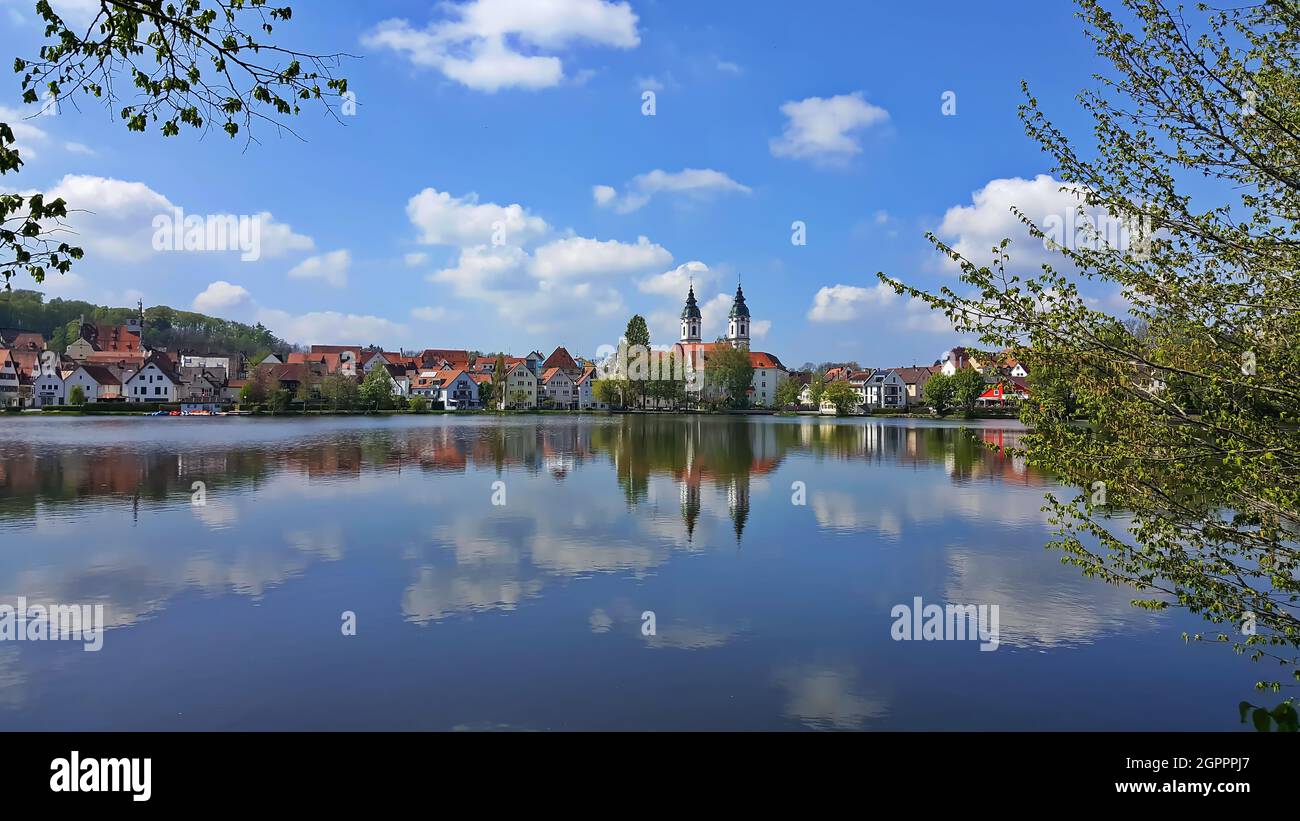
[178,366,227,404]
[575,367,605,410]
[863,369,907,410]
[501,361,538,409]
[541,367,577,409]
[977,376,1032,406]
[433,369,479,409]
[124,353,181,402]
[65,365,125,402]
[0,348,19,407]
[893,365,940,406]
[32,366,68,407]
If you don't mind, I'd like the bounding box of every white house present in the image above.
[575,367,605,410]
[0,349,19,407]
[434,369,479,410]
[65,365,126,402]
[501,361,538,409]
[32,368,68,407]
[863,369,907,410]
[748,352,785,407]
[541,367,577,409]
[124,355,180,402]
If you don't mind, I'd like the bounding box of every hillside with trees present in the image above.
[0,289,290,358]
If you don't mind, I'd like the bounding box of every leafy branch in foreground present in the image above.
[881,0,1300,689]
[2,0,351,287]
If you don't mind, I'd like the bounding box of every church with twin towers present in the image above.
[672,280,787,406]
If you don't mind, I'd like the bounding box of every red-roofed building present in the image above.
[670,341,789,407]
[67,319,144,361]
[540,366,578,409]
[978,376,1032,406]
[418,348,471,370]
[542,346,581,378]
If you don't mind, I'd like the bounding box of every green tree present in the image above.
[239,369,270,406]
[949,368,986,416]
[269,388,291,414]
[592,378,628,409]
[775,377,803,409]
[882,0,1300,688]
[360,366,395,411]
[704,345,753,409]
[809,373,827,406]
[320,372,358,411]
[924,372,955,415]
[623,314,650,408]
[407,396,429,413]
[821,380,859,416]
[68,384,85,406]
[491,353,507,408]
[3,1,348,287]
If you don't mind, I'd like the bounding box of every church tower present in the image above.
[680,282,702,343]
[726,283,750,348]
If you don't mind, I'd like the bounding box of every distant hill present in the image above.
[0,289,290,358]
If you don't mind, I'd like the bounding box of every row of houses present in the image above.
[261,345,610,410]
[795,346,1033,413]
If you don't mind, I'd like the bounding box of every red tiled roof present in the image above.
[542,346,579,373]
[420,349,470,369]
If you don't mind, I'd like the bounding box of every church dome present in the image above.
[681,284,702,320]
[728,284,750,319]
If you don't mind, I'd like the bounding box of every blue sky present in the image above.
[1,0,1117,366]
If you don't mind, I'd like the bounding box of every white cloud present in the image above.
[255,213,315,257]
[699,293,733,338]
[363,0,640,92]
[287,249,351,288]
[255,307,408,346]
[403,252,429,267]
[936,174,1104,271]
[406,186,548,247]
[638,260,711,296]
[33,175,313,263]
[806,282,897,322]
[428,244,530,298]
[192,280,252,314]
[690,292,768,340]
[770,92,889,164]
[411,306,449,321]
[715,59,743,76]
[529,234,670,280]
[595,168,751,213]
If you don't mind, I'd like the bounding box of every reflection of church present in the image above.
[675,418,756,543]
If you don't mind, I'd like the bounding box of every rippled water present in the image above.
[0,414,1262,729]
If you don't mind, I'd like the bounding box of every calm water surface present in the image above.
[0,414,1263,730]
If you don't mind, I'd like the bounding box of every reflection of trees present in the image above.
[1,419,1043,539]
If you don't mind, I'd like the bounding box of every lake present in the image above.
[0,414,1263,730]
